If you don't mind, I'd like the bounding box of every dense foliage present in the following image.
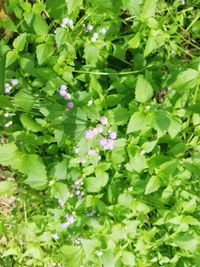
[0,0,200,266]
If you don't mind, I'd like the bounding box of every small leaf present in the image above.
[127,111,151,133]
[55,28,68,48]
[145,175,160,194]
[13,33,27,52]
[36,43,54,65]
[33,13,48,35]
[135,75,153,103]
[20,114,43,132]
[173,69,199,90]
[126,153,148,173]
[60,245,83,267]
[51,182,69,202]
[142,0,158,19]
[122,251,136,266]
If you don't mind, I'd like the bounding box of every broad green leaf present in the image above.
[145,175,160,194]
[144,29,167,57]
[60,245,83,267]
[33,14,48,35]
[85,172,109,193]
[13,154,48,189]
[0,143,18,165]
[6,50,18,67]
[0,96,13,108]
[135,75,153,103]
[54,160,67,180]
[20,57,36,75]
[55,28,68,48]
[51,182,69,202]
[108,105,130,126]
[142,0,158,19]
[189,103,200,114]
[118,192,133,207]
[24,244,43,259]
[129,33,140,49]
[36,43,54,65]
[0,181,15,196]
[122,251,136,266]
[173,233,199,252]
[153,110,171,134]
[13,33,27,52]
[126,153,148,173]
[20,114,43,132]
[100,250,116,267]
[66,0,83,14]
[127,111,151,133]
[173,69,199,90]
[14,91,36,111]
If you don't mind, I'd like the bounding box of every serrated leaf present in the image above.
[60,245,83,267]
[135,75,153,103]
[145,175,160,194]
[55,28,68,48]
[33,13,48,35]
[173,233,198,252]
[126,153,148,173]
[173,69,199,90]
[122,251,136,266]
[127,111,151,133]
[54,160,67,180]
[0,143,18,165]
[14,90,35,111]
[13,33,27,52]
[142,0,158,19]
[85,172,109,193]
[51,182,69,202]
[20,114,42,132]
[36,43,54,65]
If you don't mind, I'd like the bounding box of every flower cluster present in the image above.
[74,178,84,200]
[61,18,73,29]
[5,79,18,94]
[61,212,76,229]
[58,84,74,109]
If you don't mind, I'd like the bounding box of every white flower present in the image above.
[52,233,59,240]
[87,24,93,31]
[99,116,108,125]
[145,105,151,110]
[97,250,103,257]
[95,124,103,133]
[93,32,98,39]
[68,19,74,29]
[100,28,107,34]
[91,36,97,42]
[87,99,93,106]
[60,84,67,91]
[4,113,11,118]
[140,149,146,155]
[5,121,12,127]
[11,79,18,86]
[75,178,82,186]
[62,18,69,25]
[5,83,12,93]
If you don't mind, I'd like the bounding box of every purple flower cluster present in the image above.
[61,213,76,229]
[5,79,18,94]
[58,84,74,109]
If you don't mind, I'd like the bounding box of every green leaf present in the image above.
[173,69,199,90]
[0,181,15,196]
[145,175,160,195]
[60,245,83,267]
[54,160,67,180]
[122,251,136,266]
[14,91,36,111]
[173,233,199,252]
[0,143,18,165]
[85,172,109,193]
[142,0,158,19]
[126,153,148,173]
[153,110,171,134]
[100,250,116,267]
[118,192,133,207]
[144,29,167,57]
[13,154,48,189]
[36,43,54,65]
[33,14,48,35]
[66,0,83,14]
[127,111,151,133]
[51,182,69,202]
[108,105,130,126]
[129,33,140,49]
[189,103,200,114]
[55,28,68,48]
[6,50,18,67]
[13,33,27,52]
[20,57,36,75]
[135,75,153,103]
[0,96,13,108]
[20,114,43,132]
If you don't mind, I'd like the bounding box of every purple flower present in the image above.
[85,129,95,139]
[95,124,103,133]
[66,102,74,109]
[59,88,67,97]
[88,149,97,155]
[99,116,108,125]
[108,130,117,140]
[63,92,71,100]
[58,199,65,207]
[100,138,114,150]
[65,213,75,224]
[11,79,18,86]
[61,221,70,228]
[5,83,12,93]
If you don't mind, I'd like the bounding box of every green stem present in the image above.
[0,54,6,95]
